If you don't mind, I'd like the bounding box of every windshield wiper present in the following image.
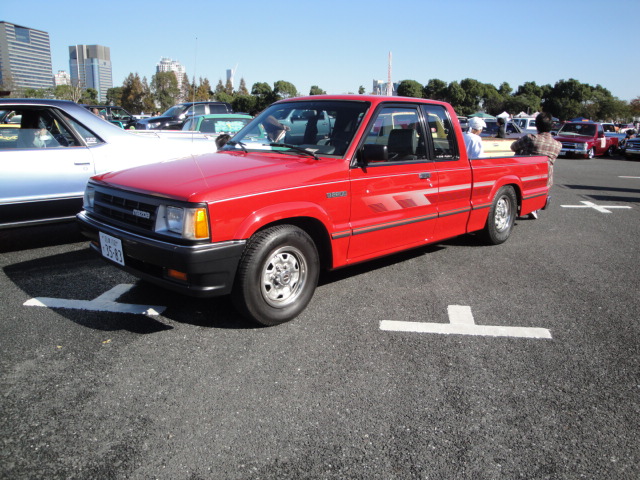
[225,140,248,152]
[270,143,319,160]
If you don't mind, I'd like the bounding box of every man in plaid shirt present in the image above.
[510,112,561,218]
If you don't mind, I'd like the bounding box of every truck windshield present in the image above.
[558,123,596,137]
[223,100,370,157]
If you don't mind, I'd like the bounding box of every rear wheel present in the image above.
[605,146,615,157]
[232,225,319,326]
[482,186,517,245]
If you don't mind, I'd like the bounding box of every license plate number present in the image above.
[99,232,125,266]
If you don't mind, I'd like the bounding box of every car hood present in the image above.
[92,151,344,203]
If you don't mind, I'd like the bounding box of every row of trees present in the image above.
[397,78,639,121]
[7,70,639,121]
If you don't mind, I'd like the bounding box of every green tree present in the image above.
[121,73,147,114]
[543,78,591,120]
[106,87,123,106]
[80,88,99,104]
[273,80,298,100]
[151,71,179,111]
[23,87,52,98]
[309,85,326,95]
[195,77,212,101]
[397,80,423,98]
[237,78,249,96]
[252,82,276,111]
[445,81,466,114]
[232,94,257,114]
[179,72,191,102]
[142,77,156,113]
[458,78,485,115]
[423,78,447,100]
[358,85,365,94]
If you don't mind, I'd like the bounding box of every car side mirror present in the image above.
[359,144,388,165]
[597,132,604,138]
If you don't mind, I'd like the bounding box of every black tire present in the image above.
[482,186,517,245]
[231,225,319,326]
[605,146,615,157]
[587,147,595,159]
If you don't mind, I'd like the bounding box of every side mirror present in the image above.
[597,132,604,138]
[359,144,388,165]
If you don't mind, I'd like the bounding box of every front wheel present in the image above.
[586,147,595,159]
[232,225,319,326]
[482,186,517,245]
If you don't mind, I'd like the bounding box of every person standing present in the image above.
[510,112,561,218]
[463,117,486,158]
[496,117,507,138]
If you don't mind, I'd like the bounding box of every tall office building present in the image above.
[69,44,113,102]
[156,57,186,93]
[0,21,54,92]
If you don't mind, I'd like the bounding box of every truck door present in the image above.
[422,104,473,241]
[348,104,438,261]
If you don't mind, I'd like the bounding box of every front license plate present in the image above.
[99,232,125,266]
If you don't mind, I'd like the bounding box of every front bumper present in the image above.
[560,143,589,157]
[77,211,246,298]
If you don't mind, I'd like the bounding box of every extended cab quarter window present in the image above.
[421,104,458,160]
[363,106,427,162]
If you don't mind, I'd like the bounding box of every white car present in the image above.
[0,99,218,229]
[512,117,538,133]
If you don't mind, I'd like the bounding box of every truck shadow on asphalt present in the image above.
[4,231,499,334]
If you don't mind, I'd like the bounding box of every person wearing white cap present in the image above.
[463,116,486,158]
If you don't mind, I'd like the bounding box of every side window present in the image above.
[0,108,83,149]
[190,104,206,116]
[422,105,458,160]
[363,106,427,161]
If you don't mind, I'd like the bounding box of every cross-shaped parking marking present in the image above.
[560,201,632,213]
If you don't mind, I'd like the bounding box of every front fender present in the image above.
[234,201,334,240]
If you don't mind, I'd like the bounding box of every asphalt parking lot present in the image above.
[1,156,638,479]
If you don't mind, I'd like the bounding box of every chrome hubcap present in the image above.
[495,196,511,232]
[261,247,307,308]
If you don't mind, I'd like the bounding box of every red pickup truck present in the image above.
[554,121,618,158]
[77,95,549,326]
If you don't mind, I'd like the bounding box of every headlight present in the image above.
[579,143,588,150]
[83,186,95,209]
[148,121,162,129]
[161,206,209,240]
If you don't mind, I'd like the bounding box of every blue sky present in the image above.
[4,0,639,101]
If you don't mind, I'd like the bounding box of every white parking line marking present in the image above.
[619,176,640,179]
[23,284,166,316]
[380,305,552,339]
[560,201,632,213]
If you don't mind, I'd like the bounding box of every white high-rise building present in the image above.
[53,70,70,86]
[156,57,186,92]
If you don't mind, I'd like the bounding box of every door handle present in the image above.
[419,172,431,179]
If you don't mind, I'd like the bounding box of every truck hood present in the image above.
[554,133,592,142]
[93,151,342,203]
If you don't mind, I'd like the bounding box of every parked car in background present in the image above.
[182,114,253,135]
[512,117,537,133]
[83,105,137,129]
[0,99,219,229]
[135,101,233,130]
[554,122,618,158]
[480,119,525,138]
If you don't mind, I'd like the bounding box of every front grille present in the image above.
[94,191,157,231]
